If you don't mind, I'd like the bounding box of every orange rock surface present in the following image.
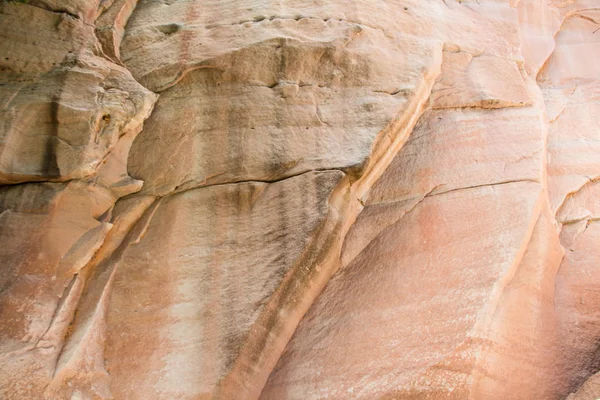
[0,1,599,399]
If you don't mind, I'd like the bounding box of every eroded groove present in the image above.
[214,44,444,399]
[45,195,159,396]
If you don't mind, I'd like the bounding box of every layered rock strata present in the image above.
[0,1,599,399]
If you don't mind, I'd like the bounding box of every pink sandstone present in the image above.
[0,1,599,399]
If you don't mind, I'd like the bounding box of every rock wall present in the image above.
[0,0,599,399]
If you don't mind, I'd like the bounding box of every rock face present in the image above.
[0,1,599,399]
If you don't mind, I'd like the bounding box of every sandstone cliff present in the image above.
[0,1,599,399]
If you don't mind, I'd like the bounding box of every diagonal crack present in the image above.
[371,178,541,208]
[166,167,347,198]
[215,43,445,398]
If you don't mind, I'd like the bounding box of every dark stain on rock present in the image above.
[43,95,61,178]
[156,23,181,36]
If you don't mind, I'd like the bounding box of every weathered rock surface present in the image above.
[0,3,156,185]
[0,1,156,398]
[568,371,600,400]
[0,0,599,399]
[263,1,600,399]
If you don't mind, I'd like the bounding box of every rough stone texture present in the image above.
[567,371,600,400]
[0,3,156,185]
[0,1,157,398]
[0,0,599,399]
[105,170,343,400]
[263,1,600,399]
